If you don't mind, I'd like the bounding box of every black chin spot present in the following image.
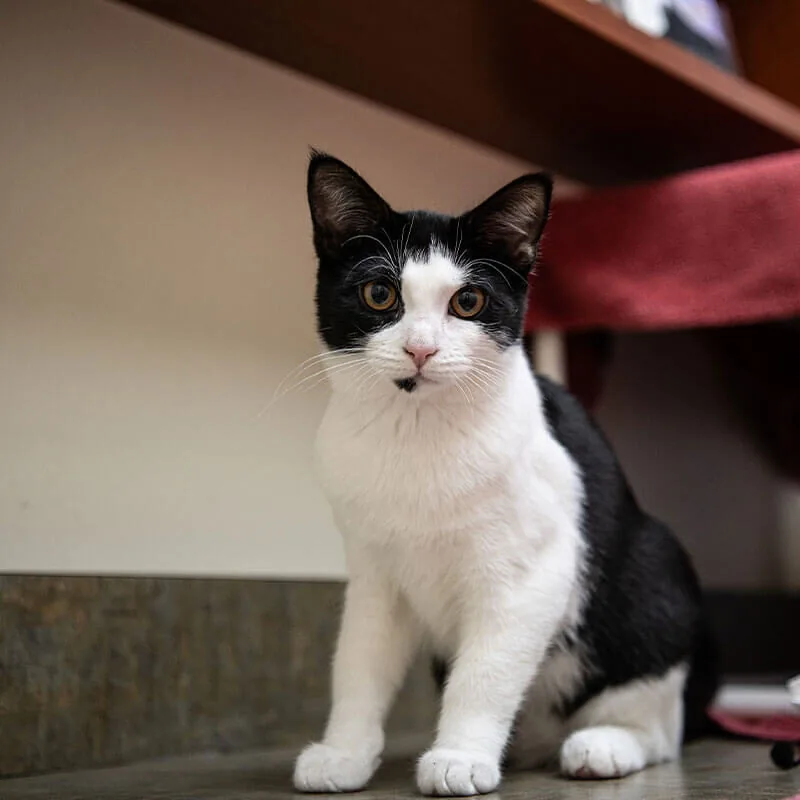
[395,378,417,393]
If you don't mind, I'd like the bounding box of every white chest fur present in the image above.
[316,350,584,654]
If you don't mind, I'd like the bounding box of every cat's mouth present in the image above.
[394,374,438,393]
[395,377,418,393]
[395,369,440,393]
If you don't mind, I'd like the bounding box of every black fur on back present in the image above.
[535,374,718,739]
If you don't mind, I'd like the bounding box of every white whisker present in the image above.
[402,215,415,265]
[454,375,474,406]
[256,354,368,418]
[276,361,364,402]
[346,254,389,280]
[270,349,360,394]
[344,233,399,273]
[392,223,407,273]
[461,259,513,289]
[351,363,379,396]
[461,370,486,394]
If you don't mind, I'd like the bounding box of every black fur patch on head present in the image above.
[307,152,552,351]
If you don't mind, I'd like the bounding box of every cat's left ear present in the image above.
[307,152,392,258]
[464,173,552,272]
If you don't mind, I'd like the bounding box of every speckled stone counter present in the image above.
[2,740,799,800]
[3,575,798,782]
[0,577,436,777]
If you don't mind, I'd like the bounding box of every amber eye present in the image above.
[450,287,486,318]
[362,280,397,311]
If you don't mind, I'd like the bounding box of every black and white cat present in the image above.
[293,154,716,796]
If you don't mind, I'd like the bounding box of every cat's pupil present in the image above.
[458,290,478,311]
[371,284,390,305]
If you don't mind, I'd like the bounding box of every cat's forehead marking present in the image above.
[401,247,464,311]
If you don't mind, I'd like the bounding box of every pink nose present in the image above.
[405,344,438,369]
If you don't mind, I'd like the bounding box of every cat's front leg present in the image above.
[417,537,577,796]
[294,568,419,793]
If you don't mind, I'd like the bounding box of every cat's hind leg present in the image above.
[560,664,687,780]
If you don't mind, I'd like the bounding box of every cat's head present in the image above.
[307,153,551,398]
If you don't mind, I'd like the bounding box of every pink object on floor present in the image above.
[526,151,800,332]
[710,709,800,742]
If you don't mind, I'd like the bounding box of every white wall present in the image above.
[0,0,579,577]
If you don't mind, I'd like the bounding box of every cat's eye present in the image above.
[450,287,486,319]
[362,280,397,312]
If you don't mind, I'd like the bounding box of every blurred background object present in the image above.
[615,0,739,71]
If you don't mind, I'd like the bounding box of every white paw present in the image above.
[560,727,646,780]
[416,748,501,796]
[293,743,379,793]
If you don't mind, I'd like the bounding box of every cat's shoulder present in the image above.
[531,371,618,471]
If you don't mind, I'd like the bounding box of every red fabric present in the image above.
[526,151,800,332]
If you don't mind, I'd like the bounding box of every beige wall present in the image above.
[0,1,782,587]
[0,0,580,577]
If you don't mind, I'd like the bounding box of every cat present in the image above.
[293,153,717,796]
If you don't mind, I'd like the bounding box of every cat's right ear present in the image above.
[307,152,392,258]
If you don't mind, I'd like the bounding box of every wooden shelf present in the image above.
[117,0,800,184]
